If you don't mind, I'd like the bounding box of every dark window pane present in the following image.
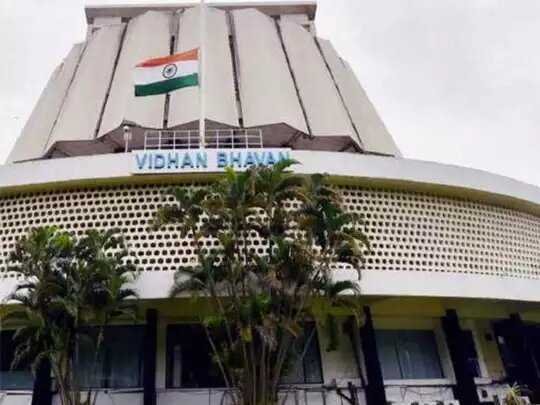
[281,334,307,385]
[399,330,443,379]
[281,323,323,385]
[107,326,144,388]
[76,326,144,389]
[166,323,323,388]
[0,330,33,390]
[375,330,444,380]
[375,331,401,380]
[301,324,323,384]
[166,324,225,388]
[76,331,106,388]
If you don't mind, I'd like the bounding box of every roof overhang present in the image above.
[85,1,318,23]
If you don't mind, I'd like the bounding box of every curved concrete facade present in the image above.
[0,152,539,305]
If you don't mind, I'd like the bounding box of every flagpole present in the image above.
[199,0,206,149]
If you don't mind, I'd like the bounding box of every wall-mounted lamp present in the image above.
[123,125,132,153]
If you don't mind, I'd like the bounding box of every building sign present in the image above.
[131,148,292,174]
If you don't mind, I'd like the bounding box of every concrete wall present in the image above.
[0,152,539,304]
[317,38,401,156]
[46,24,125,150]
[232,8,308,133]
[98,11,171,136]
[168,6,238,128]
[7,44,83,163]
[279,21,354,138]
[473,320,506,380]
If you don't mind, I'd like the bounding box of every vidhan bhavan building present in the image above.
[1,2,540,405]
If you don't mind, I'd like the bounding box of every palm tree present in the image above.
[3,227,74,404]
[2,227,138,405]
[505,384,528,405]
[155,160,370,405]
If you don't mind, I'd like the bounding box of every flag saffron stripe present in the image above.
[134,73,199,97]
[136,48,199,68]
[134,60,198,86]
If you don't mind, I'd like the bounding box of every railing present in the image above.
[144,129,263,150]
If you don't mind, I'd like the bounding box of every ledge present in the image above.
[0,152,538,215]
[4,268,540,304]
[85,1,318,23]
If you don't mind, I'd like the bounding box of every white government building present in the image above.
[1,2,540,405]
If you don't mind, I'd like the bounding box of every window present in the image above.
[76,325,144,389]
[166,324,225,388]
[166,323,323,388]
[462,330,481,378]
[375,330,444,380]
[281,323,323,385]
[0,330,33,390]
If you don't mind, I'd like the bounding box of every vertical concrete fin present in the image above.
[227,11,243,126]
[98,11,172,137]
[232,8,308,134]
[168,6,239,128]
[6,43,84,163]
[317,38,402,156]
[315,37,363,147]
[94,24,128,139]
[46,24,125,150]
[280,21,356,139]
[275,20,313,136]
[44,42,88,152]
[344,59,401,156]
[163,10,181,129]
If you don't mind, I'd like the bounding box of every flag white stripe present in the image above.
[134,60,198,86]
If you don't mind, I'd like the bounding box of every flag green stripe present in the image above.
[135,73,198,97]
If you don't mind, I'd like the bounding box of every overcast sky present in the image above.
[0,0,539,186]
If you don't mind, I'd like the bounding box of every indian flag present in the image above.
[134,48,199,97]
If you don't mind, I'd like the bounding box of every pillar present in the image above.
[441,309,480,405]
[359,306,387,405]
[501,314,540,401]
[143,308,158,405]
[31,358,52,405]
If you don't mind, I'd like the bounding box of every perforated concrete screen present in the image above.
[0,184,539,280]
[340,187,540,278]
